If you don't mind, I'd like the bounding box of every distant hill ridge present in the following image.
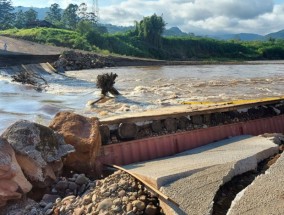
[13,6,284,41]
[14,6,50,20]
[266,29,284,39]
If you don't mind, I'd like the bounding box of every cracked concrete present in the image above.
[124,135,279,215]
[228,144,284,215]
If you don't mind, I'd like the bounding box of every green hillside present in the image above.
[1,27,284,60]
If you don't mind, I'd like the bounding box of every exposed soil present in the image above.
[212,145,283,215]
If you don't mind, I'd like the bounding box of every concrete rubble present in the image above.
[228,136,284,215]
[124,135,280,214]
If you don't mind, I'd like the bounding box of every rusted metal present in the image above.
[97,115,284,167]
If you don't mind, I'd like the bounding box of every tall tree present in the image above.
[62,4,79,29]
[14,7,25,28]
[78,3,97,24]
[135,14,166,48]
[45,3,62,26]
[77,3,88,21]
[24,8,38,25]
[76,20,93,35]
[0,0,15,30]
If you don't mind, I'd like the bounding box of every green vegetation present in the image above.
[0,28,92,50]
[1,26,284,60]
[0,0,14,30]
[134,14,166,48]
[242,40,284,60]
[0,1,284,61]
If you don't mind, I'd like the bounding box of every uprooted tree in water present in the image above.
[11,70,48,92]
[96,72,120,96]
[91,72,120,105]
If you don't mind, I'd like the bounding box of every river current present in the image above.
[0,62,284,133]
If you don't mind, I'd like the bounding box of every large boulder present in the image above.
[0,137,32,207]
[49,112,102,173]
[1,120,74,188]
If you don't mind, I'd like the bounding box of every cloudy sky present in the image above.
[12,0,284,35]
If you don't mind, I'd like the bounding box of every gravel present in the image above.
[49,170,164,215]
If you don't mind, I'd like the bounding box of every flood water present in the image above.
[1,62,284,133]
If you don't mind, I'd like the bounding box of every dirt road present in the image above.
[0,36,67,55]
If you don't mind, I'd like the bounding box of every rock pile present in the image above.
[52,51,114,71]
[0,138,32,207]
[51,173,93,198]
[49,112,102,174]
[2,120,75,188]
[34,173,93,215]
[51,170,164,215]
[0,120,75,210]
[0,198,44,215]
[0,115,165,214]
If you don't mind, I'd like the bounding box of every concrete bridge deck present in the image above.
[124,135,280,214]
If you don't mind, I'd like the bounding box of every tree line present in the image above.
[0,0,167,48]
[0,0,100,30]
[1,0,283,60]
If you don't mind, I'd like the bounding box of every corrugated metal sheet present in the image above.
[97,115,284,168]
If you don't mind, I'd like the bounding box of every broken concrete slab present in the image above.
[228,145,284,215]
[124,135,279,214]
[125,135,278,188]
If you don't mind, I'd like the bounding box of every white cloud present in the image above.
[46,0,94,9]
[99,0,284,35]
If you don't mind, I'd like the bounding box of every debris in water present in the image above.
[96,72,120,96]
[11,70,48,92]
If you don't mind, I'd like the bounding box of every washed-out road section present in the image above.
[124,135,279,214]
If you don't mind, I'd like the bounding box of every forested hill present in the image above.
[1,27,284,61]
[266,30,284,39]
[11,6,284,41]
[1,2,284,61]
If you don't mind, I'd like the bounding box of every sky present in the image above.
[12,0,284,35]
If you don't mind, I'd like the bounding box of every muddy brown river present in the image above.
[1,62,284,133]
